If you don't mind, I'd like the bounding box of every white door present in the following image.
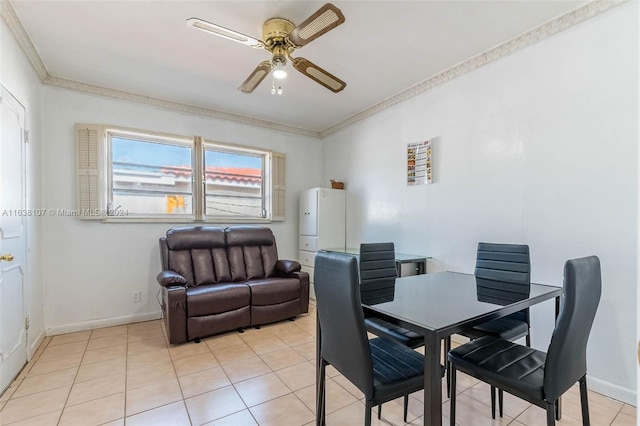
[0,85,27,394]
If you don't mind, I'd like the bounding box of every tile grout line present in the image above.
[168,324,205,426]
[608,403,626,426]
[229,330,270,426]
[1,334,77,425]
[54,331,89,425]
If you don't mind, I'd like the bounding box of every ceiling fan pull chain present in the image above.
[271,76,283,95]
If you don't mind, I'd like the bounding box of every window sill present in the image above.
[100,217,273,224]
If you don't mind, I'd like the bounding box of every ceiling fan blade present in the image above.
[186,18,264,48]
[238,61,274,93]
[287,3,345,47]
[291,57,346,93]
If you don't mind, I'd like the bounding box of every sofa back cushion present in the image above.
[165,226,231,286]
[225,226,278,281]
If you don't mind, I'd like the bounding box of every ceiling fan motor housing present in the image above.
[263,18,295,51]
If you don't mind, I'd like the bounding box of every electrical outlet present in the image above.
[133,291,142,303]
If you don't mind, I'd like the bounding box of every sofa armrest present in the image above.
[276,259,302,276]
[161,285,188,344]
[157,270,187,288]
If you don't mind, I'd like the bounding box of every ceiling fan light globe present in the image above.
[273,69,287,80]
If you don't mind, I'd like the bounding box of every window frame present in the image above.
[106,127,195,221]
[199,138,270,222]
[78,124,280,223]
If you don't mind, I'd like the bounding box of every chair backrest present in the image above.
[225,226,279,280]
[161,226,230,286]
[543,256,601,401]
[475,242,531,322]
[314,251,375,399]
[359,243,398,305]
[359,242,397,283]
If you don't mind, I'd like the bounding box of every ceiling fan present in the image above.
[187,3,346,94]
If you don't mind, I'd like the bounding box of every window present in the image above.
[203,142,266,219]
[109,132,193,217]
[75,124,285,222]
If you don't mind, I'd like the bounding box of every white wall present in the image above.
[323,3,637,404]
[41,87,322,334]
[1,18,45,358]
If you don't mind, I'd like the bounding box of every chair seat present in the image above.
[365,317,424,349]
[370,337,446,401]
[460,316,529,341]
[370,337,425,402]
[246,277,301,305]
[448,336,546,400]
[186,283,250,316]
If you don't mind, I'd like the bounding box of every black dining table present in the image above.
[315,271,561,426]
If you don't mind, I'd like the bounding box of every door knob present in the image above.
[0,254,14,262]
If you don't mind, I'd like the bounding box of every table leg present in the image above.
[424,332,442,426]
[419,259,427,275]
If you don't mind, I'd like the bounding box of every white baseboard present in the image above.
[27,329,46,360]
[588,375,636,406]
[310,283,316,300]
[45,311,162,336]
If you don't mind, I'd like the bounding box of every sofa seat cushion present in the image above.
[247,278,301,306]
[187,283,250,317]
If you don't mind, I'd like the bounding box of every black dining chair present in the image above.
[314,251,427,425]
[359,242,427,419]
[360,243,424,349]
[448,255,601,426]
[458,243,532,344]
[360,242,451,411]
[446,242,531,404]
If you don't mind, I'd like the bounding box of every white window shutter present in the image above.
[75,124,104,219]
[271,151,286,221]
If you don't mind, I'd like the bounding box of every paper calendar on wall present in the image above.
[407,140,432,186]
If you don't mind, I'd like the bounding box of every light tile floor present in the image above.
[0,304,635,425]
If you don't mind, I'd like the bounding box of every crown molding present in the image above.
[43,76,321,138]
[319,0,626,138]
[2,0,624,140]
[1,0,48,80]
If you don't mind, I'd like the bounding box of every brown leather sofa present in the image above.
[157,226,310,344]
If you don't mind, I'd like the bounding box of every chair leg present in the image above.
[377,404,382,419]
[449,366,457,426]
[546,402,556,426]
[403,395,409,422]
[526,333,531,347]
[317,358,327,426]
[556,396,562,420]
[498,388,504,417]
[490,386,496,419]
[365,400,372,426]
[445,336,451,397]
[579,375,591,425]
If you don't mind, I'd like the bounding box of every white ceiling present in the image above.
[10,0,588,134]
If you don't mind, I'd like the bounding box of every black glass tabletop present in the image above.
[361,271,561,334]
